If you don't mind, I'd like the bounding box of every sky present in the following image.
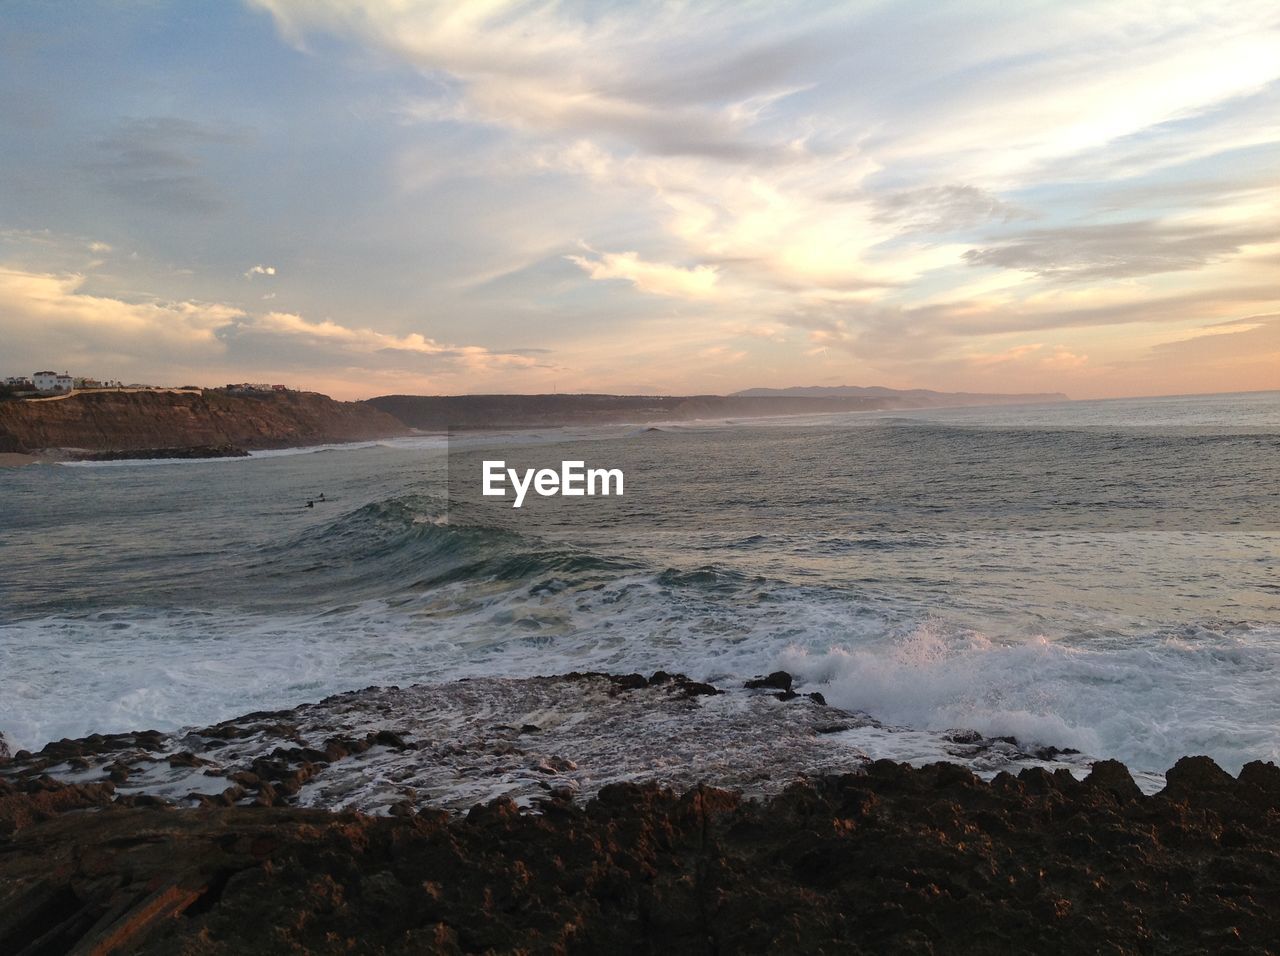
[1,0,1277,400]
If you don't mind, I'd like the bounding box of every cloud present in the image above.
[0,266,241,373]
[0,264,544,387]
[253,1,824,165]
[252,311,542,370]
[86,117,246,215]
[871,185,1029,234]
[566,250,720,299]
[6,2,1280,398]
[964,220,1276,281]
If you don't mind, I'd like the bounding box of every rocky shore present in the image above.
[2,674,1279,953]
[78,443,250,461]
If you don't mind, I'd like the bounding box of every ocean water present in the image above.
[1,391,1277,779]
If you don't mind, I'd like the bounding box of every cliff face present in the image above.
[0,390,410,455]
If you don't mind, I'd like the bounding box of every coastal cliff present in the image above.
[0,390,410,456]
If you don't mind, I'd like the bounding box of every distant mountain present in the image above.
[731,386,1069,408]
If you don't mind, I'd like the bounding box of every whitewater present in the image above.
[1,391,1277,781]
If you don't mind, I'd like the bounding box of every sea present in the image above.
[1,390,1277,783]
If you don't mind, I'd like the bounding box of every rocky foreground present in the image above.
[2,674,1279,953]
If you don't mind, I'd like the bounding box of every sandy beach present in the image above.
[0,453,35,468]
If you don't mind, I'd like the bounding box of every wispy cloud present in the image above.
[964,220,1277,282]
[1,1,1277,397]
[566,249,720,299]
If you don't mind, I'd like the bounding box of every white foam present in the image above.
[3,556,1278,780]
[779,621,1280,774]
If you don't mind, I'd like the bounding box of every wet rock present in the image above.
[807,692,827,706]
[680,680,721,697]
[0,732,10,766]
[373,730,410,750]
[610,673,649,690]
[645,671,720,696]
[228,770,261,789]
[532,756,578,774]
[81,443,250,461]
[745,671,793,692]
[192,785,246,808]
[815,724,852,734]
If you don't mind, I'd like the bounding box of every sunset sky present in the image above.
[1,0,1278,400]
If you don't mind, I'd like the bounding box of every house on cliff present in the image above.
[32,371,73,393]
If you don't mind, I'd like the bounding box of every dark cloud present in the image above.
[869,184,1029,233]
[779,285,1280,364]
[541,98,809,166]
[603,34,825,109]
[86,117,249,215]
[963,220,1276,281]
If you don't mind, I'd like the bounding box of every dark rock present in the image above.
[1238,760,1280,804]
[807,692,827,706]
[373,730,409,750]
[680,680,721,697]
[1163,755,1236,797]
[1084,759,1142,801]
[3,756,1280,953]
[773,690,799,701]
[610,673,648,690]
[80,443,250,461]
[745,671,793,692]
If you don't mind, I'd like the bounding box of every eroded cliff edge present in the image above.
[0,390,411,456]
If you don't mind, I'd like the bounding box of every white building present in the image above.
[32,371,74,393]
